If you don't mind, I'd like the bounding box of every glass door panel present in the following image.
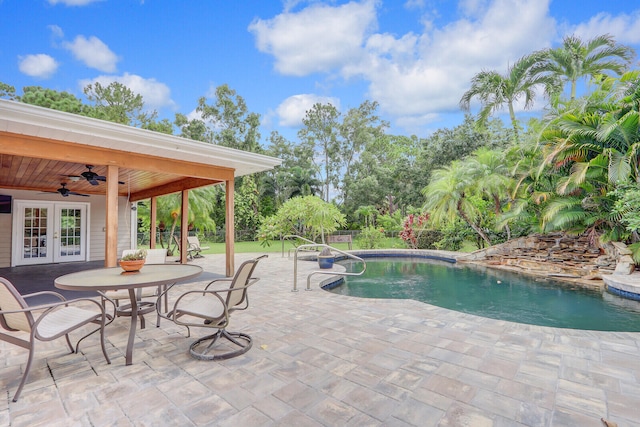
[15,203,52,264]
[54,206,86,262]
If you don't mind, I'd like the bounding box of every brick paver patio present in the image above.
[1,253,639,426]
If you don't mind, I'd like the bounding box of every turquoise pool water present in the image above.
[325,257,640,331]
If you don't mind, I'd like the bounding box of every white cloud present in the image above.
[251,0,559,132]
[63,35,119,72]
[18,54,59,79]
[570,11,640,45]
[253,0,639,134]
[48,25,64,39]
[248,0,378,76]
[276,94,341,127]
[79,73,175,110]
[48,0,103,6]
[345,0,557,122]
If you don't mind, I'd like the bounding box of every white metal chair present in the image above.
[101,248,168,327]
[0,277,110,402]
[159,255,267,360]
[187,236,210,259]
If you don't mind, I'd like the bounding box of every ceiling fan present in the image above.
[54,183,90,197]
[79,165,125,186]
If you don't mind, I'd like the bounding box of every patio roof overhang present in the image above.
[0,99,282,274]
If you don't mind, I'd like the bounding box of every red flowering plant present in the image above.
[399,213,431,249]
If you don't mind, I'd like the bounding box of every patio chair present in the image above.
[187,236,210,259]
[0,277,110,402]
[159,254,267,360]
[101,248,168,327]
[173,234,195,260]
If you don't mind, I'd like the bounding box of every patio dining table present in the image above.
[54,264,203,365]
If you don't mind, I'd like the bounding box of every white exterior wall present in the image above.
[0,189,134,268]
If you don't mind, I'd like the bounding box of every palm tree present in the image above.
[284,166,321,199]
[354,205,377,228]
[148,187,218,253]
[544,34,635,100]
[467,148,514,239]
[535,72,640,240]
[422,161,492,246]
[460,51,557,140]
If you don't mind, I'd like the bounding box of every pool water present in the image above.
[326,257,640,332]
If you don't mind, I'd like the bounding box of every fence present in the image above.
[137,229,401,247]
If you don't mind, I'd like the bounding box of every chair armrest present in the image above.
[203,277,259,291]
[22,291,67,302]
[0,297,106,316]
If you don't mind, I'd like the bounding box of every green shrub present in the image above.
[356,227,386,249]
[414,229,444,249]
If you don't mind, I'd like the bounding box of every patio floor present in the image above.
[1,253,639,426]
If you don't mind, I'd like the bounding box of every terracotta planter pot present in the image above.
[119,259,145,272]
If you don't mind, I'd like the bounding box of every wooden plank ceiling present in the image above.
[0,154,221,200]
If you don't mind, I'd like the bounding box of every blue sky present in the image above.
[1,0,639,144]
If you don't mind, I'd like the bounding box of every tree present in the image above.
[140,187,218,252]
[544,34,635,100]
[257,195,345,244]
[298,103,341,202]
[284,166,321,199]
[234,175,261,234]
[21,86,89,114]
[467,148,514,239]
[337,101,388,203]
[83,81,152,126]
[421,115,512,161]
[422,161,492,246]
[196,84,261,152]
[0,82,18,100]
[354,205,377,228]
[460,51,558,140]
[534,71,640,240]
[174,112,211,142]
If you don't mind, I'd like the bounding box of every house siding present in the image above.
[0,213,11,266]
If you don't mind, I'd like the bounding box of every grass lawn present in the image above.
[142,237,478,255]
[198,237,406,254]
[182,237,478,255]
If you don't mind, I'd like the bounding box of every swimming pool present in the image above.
[324,257,640,331]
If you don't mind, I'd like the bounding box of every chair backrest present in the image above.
[145,248,167,265]
[226,255,267,309]
[0,277,33,333]
[187,236,201,249]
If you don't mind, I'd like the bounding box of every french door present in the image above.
[12,201,89,266]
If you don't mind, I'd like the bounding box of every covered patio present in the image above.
[0,99,281,276]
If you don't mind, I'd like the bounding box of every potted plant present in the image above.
[317,247,334,269]
[119,249,147,272]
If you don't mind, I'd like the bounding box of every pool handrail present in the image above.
[281,234,317,258]
[292,243,366,292]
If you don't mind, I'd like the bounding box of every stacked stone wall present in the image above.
[459,233,635,280]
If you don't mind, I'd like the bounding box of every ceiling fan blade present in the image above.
[96,176,126,185]
[69,192,90,197]
[79,165,125,185]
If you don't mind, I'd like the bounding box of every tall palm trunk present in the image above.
[457,201,492,246]
[493,194,511,240]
